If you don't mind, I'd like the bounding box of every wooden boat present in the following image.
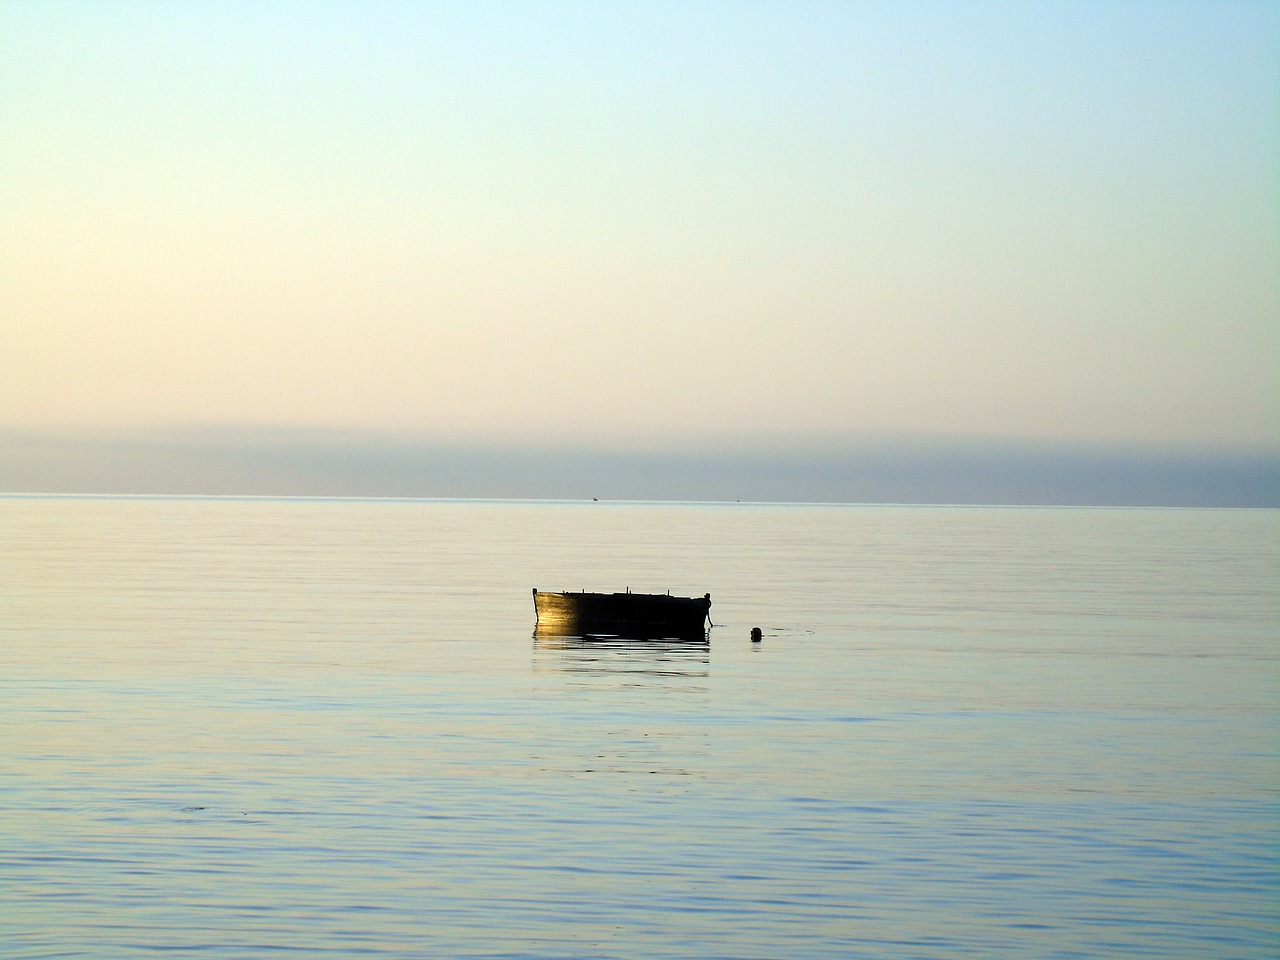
[532,588,711,639]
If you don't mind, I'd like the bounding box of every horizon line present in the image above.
[1,492,1274,512]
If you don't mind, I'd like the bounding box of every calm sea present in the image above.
[2,497,1276,959]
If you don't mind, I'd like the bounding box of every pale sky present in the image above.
[3,0,1277,451]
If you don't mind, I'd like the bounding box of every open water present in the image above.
[1,497,1276,958]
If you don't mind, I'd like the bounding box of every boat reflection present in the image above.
[532,628,710,679]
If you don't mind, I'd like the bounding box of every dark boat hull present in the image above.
[532,589,711,640]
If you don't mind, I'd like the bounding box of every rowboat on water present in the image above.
[532,588,712,640]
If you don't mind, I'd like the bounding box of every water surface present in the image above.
[2,498,1276,958]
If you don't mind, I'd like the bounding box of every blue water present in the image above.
[1,498,1276,958]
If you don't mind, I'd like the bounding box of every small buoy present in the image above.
[750,627,762,642]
